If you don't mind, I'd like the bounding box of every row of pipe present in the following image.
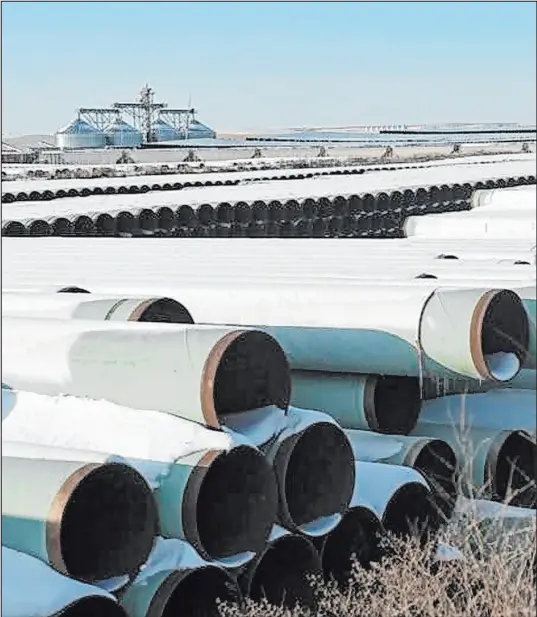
[3,175,535,237]
[5,157,517,203]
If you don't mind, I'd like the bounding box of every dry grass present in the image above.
[219,504,536,617]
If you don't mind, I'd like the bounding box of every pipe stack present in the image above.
[3,182,536,614]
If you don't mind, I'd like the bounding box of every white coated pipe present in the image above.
[471,185,536,210]
[1,292,194,323]
[2,547,125,617]
[1,441,131,466]
[404,210,536,240]
[2,318,291,428]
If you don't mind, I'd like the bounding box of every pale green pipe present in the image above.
[421,369,536,398]
[411,424,535,507]
[345,430,457,520]
[290,371,421,435]
[1,456,157,582]
[120,566,241,617]
[154,446,277,568]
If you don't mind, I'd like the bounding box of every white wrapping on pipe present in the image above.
[471,185,536,210]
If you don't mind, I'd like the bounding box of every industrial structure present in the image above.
[55,85,216,150]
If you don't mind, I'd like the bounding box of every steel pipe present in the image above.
[291,371,421,435]
[314,505,383,586]
[353,462,440,540]
[263,408,355,536]
[346,431,457,520]
[2,292,194,324]
[2,455,157,582]
[120,540,242,617]
[3,547,127,617]
[237,526,321,610]
[411,423,536,507]
[2,318,291,428]
[2,221,27,236]
[471,185,536,210]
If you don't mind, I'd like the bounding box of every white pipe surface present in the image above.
[2,318,290,428]
[471,185,536,210]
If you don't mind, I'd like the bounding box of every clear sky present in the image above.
[2,1,536,136]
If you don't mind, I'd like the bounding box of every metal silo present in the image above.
[104,119,142,148]
[56,119,106,150]
[150,120,181,142]
[185,119,216,139]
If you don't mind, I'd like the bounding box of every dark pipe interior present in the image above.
[159,568,240,617]
[213,331,291,415]
[437,254,459,260]
[383,483,439,542]
[95,214,115,236]
[116,212,136,236]
[74,216,95,236]
[2,221,27,236]
[60,463,157,581]
[156,207,175,232]
[284,423,355,528]
[320,507,383,586]
[58,287,91,294]
[177,205,196,226]
[216,203,234,224]
[137,209,157,234]
[413,440,457,521]
[194,447,277,559]
[28,220,51,236]
[247,535,321,610]
[493,432,536,508]
[198,204,215,226]
[481,289,530,366]
[373,376,421,435]
[138,298,194,324]
[58,596,127,617]
[415,273,438,279]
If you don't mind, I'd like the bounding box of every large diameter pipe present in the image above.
[120,540,242,617]
[2,455,157,582]
[411,423,536,508]
[237,525,322,610]
[2,292,195,324]
[3,547,127,617]
[418,390,537,438]
[314,505,383,586]
[88,284,529,382]
[263,407,355,536]
[346,431,457,521]
[2,318,291,428]
[352,462,440,540]
[291,371,421,435]
[2,388,278,566]
[471,185,536,210]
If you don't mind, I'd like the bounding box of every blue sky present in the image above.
[2,1,536,135]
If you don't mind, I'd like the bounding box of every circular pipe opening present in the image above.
[176,205,196,226]
[58,287,91,293]
[362,193,375,213]
[280,423,355,530]
[58,463,157,581]
[213,331,291,417]
[59,596,127,617]
[318,197,333,218]
[348,194,362,215]
[137,298,194,324]
[49,218,72,236]
[319,507,383,586]
[153,567,240,617]
[198,204,215,226]
[2,221,27,236]
[16,192,29,201]
[366,376,421,435]
[479,289,530,379]
[137,209,157,235]
[73,216,95,236]
[383,482,439,541]
[301,198,318,218]
[491,431,536,507]
[268,200,284,222]
[245,535,321,610]
[67,189,80,197]
[156,207,175,233]
[437,253,459,260]
[412,440,457,521]
[284,200,301,221]
[252,200,268,222]
[94,214,115,236]
[93,187,104,196]
[415,273,438,279]
[235,202,252,223]
[333,196,349,216]
[28,220,51,236]
[115,212,136,237]
[216,203,234,224]
[190,447,278,560]
[3,193,15,203]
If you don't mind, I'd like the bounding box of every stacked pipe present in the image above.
[3,185,536,614]
[2,159,535,237]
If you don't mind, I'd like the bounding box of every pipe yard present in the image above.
[1,151,536,617]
